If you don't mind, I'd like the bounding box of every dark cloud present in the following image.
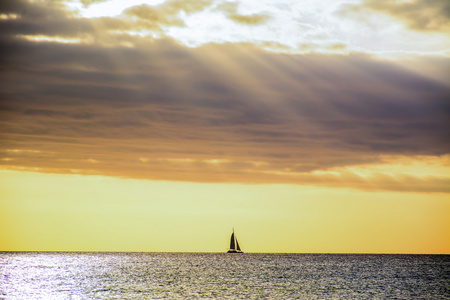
[0,0,94,39]
[0,1,449,192]
[0,0,214,42]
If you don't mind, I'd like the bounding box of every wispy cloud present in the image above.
[3,0,449,55]
[357,0,450,32]
[216,2,271,26]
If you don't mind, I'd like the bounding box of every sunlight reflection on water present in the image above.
[0,252,449,299]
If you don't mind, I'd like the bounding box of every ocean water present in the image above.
[0,252,449,299]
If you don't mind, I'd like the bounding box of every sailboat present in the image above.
[227,229,243,253]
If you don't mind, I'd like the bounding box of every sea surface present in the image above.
[0,252,449,299]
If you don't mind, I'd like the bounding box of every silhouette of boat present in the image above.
[227,229,243,253]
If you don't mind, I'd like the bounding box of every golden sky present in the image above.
[0,0,449,253]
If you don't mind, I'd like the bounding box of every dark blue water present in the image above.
[0,252,449,299]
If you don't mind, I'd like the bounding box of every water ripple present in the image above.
[0,253,449,299]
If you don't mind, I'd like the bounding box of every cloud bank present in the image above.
[0,0,449,192]
[358,0,450,32]
[3,0,449,55]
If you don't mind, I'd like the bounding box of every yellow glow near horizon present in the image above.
[0,13,19,20]
[1,170,449,253]
[312,155,450,180]
[17,35,84,44]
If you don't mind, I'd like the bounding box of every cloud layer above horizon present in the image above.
[2,0,450,55]
[1,0,449,192]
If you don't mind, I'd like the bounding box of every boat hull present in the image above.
[227,250,243,253]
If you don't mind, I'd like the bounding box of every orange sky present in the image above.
[0,0,449,253]
[2,170,449,253]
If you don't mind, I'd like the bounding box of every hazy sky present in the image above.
[1,0,449,253]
